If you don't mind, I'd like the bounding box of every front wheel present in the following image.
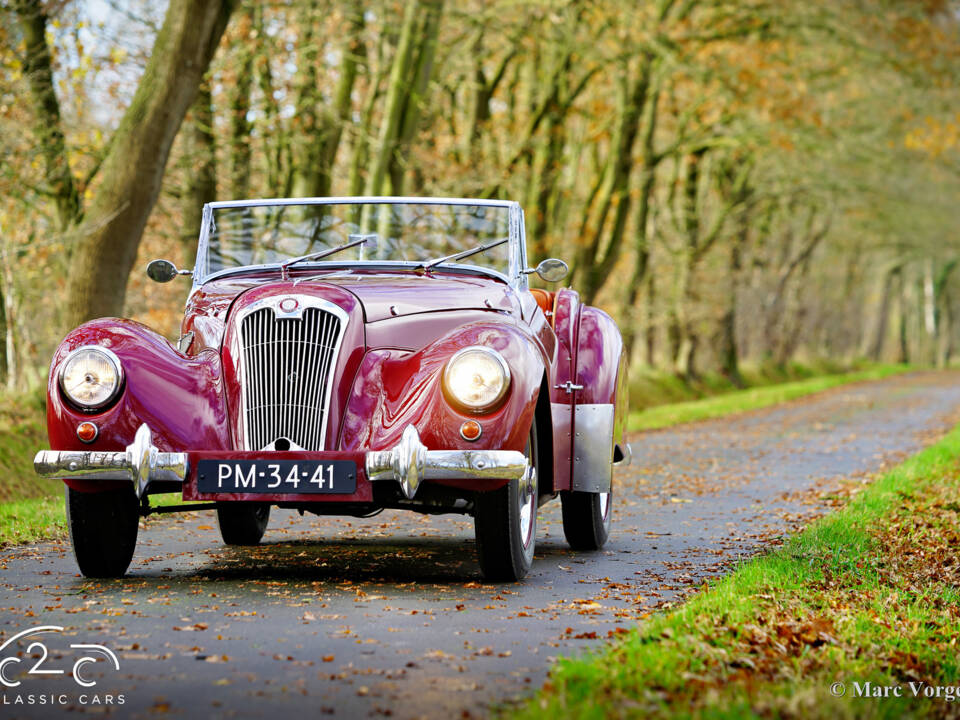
[66,485,140,578]
[216,503,270,545]
[474,429,538,582]
[561,487,612,551]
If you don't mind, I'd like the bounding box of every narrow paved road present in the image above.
[1,371,958,720]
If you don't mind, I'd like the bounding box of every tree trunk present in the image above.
[896,266,909,363]
[365,0,445,198]
[644,270,657,366]
[227,7,254,200]
[65,0,235,328]
[937,287,955,367]
[622,64,661,359]
[525,112,565,263]
[179,80,216,265]
[934,260,956,367]
[14,0,82,230]
[386,0,444,196]
[288,1,364,199]
[347,30,389,200]
[717,231,744,386]
[572,60,649,304]
[0,258,19,390]
[0,282,7,386]
[673,150,704,379]
[868,264,900,361]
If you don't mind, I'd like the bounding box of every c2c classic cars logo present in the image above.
[0,626,121,690]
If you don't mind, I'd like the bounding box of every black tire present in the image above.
[216,503,270,545]
[66,485,139,578]
[561,486,612,551]
[474,428,538,582]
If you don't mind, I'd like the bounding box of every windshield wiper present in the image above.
[417,236,509,272]
[280,233,378,280]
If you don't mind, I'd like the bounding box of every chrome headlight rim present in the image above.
[57,345,124,412]
[442,346,511,414]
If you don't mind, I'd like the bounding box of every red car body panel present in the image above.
[46,319,231,493]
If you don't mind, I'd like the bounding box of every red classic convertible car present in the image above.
[35,198,629,581]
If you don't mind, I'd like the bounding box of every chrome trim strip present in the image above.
[34,424,187,499]
[207,196,516,210]
[365,425,528,500]
[202,261,512,288]
[194,196,525,289]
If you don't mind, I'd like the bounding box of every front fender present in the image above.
[339,321,544,487]
[46,319,230,491]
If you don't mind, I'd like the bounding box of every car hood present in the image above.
[184,270,521,355]
[299,271,516,322]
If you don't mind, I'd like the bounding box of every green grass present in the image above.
[0,389,200,546]
[628,363,911,431]
[0,492,195,546]
[0,494,66,545]
[513,421,960,719]
[0,387,60,502]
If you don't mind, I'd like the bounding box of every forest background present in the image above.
[1,0,959,398]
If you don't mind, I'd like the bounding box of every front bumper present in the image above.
[34,424,528,501]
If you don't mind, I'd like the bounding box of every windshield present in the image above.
[201,200,513,280]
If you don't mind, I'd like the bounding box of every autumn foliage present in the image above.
[1,0,958,387]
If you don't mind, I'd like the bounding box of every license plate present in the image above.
[196,460,357,494]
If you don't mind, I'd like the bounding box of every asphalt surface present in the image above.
[1,370,959,719]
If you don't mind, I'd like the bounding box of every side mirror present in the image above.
[147,259,189,283]
[529,258,568,283]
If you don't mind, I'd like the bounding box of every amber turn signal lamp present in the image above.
[459,420,482,441]
[76,421,98,443]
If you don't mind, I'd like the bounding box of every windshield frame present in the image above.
[193,196,528,291]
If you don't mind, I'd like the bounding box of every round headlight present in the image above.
[58,346,123,411]
[442,347,510,413]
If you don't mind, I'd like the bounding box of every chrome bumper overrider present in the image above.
[34,424,529,501]
[34,424,187,499]
[365,425,529,500]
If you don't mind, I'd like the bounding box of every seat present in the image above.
[529,289,555,325]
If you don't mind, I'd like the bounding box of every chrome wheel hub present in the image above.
[518,466,536,547]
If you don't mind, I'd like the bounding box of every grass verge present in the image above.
[0,388,60,502]
[628,363,911,432]
[0,389,200,546]
[0,494,66,546]
[0,492,205,547]
[514,423,960,719]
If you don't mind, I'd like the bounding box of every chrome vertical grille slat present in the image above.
[236,297,346,451]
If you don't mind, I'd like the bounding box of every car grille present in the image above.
[238,306,343,451]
